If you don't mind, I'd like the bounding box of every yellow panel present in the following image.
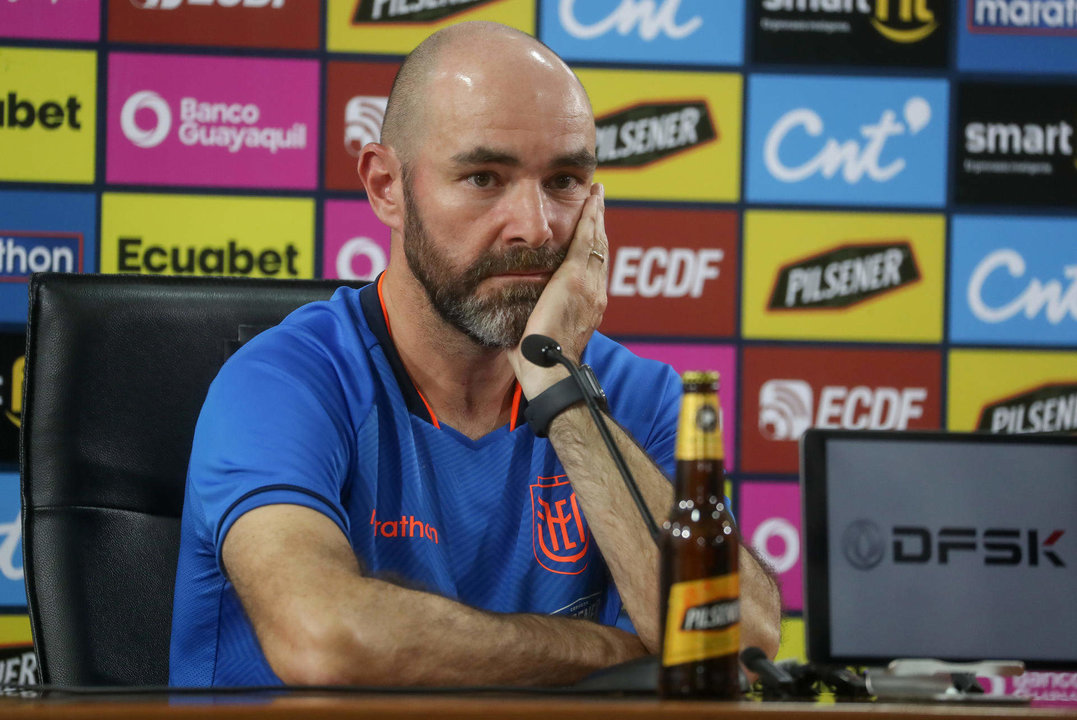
[101,193,315,278]
[0,615,32,646]
[775,616,806,664]
[0,47,96,183]
[327,0,535,54]
[577,68,742,203]
[948,349,1077,432]
[743,210,945,343]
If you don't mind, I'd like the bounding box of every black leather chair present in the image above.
[20,273,366,686]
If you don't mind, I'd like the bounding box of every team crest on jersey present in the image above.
[530,475,591,575]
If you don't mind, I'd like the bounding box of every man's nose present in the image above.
[501,182,553,247]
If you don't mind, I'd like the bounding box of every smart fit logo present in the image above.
[762,0,938,42]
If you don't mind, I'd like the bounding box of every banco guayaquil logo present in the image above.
[748,75,948,207]
[119,90,307,154]
[595,100,716,168]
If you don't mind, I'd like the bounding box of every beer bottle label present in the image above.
[675,391,723,461]
[661,574,740,667]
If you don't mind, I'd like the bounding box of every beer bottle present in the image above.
[659,371,740,699]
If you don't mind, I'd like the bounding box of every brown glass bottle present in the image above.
[658,371,740,700]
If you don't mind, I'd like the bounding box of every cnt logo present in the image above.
[352,0,496,23]
[759,378,927,440]
[969,0,1077,34]
[120,90,307,153]
[765,95,932,185]
[132,0,286,7]
[557,0,703,41]
[596,99,716,168]
[976,382,1077,434]
[768,241,920,311]
[762,0,938,42]
[0,511,22,587]
[966,248,1077,327]
[344,95,387,158]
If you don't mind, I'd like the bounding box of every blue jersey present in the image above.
[169,281,681,686]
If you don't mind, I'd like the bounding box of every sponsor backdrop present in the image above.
[2,0,1075,688]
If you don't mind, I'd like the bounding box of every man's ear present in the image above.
[358,143,404,231]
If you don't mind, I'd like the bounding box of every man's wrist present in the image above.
[524,364,608,438]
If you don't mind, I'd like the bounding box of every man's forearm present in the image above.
[266,574,647,686]
[545,404,673,652]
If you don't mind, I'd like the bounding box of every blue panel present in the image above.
[958,0,1077,75]
[0,191,97,326]
[746,74,949,208]
[538,0,743,66]
[950,215,1077,346]
[0,472,24,609]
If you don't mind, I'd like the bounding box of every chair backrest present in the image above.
[20,272,366,686]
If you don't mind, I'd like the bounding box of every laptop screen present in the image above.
[800,429,1077,670]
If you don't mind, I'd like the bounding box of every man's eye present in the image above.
[549,174,579,191]
[468,173,494,188]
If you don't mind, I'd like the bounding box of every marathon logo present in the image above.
[760,0,939,43]
[0,232,82,281]
[768,241,920,310]
[117,237,301,277]
[351,0,497,24]
[977,382,1077,434]
[595,100,717,168]
[970,0,1077,33]
[680,598,740,632]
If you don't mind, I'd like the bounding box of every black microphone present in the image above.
[520,334,661,543]
[741,647,796,698]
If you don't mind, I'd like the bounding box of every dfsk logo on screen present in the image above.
[845,521,1066,569]
[759,379,927,440]
[531,475,590,575]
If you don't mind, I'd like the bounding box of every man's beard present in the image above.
[402,178,566,349]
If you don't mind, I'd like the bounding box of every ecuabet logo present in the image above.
[539,0,741,66]
[107,53,319,189]
[530,475,590,575]
[747,75,947,207]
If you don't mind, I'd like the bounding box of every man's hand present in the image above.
[509,183,608,399]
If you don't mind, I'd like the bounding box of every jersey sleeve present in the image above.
[185,320,360,573]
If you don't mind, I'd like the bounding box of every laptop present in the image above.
[800,429,1077,670]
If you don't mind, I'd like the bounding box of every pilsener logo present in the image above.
[596,100,716,168]
[762,0,938,42]
[0,232,82,280]
[768,241,920,310]
[352,0,497,23]
[759,378,927,440]
[969,0,1077,33]
[976,382,1077,434]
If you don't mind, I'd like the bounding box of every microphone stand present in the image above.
[521,334,661,545]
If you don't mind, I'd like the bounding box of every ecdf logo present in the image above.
[344,96,387,158]
[759,378,927,440]
[609,246,722,299]
[748,76,948,207]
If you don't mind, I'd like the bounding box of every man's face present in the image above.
[398,51,596,349]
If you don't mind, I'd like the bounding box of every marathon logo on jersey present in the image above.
[741,346,941,473]
[107,54,319,189]
[968,0,1077,33]
[0,232,82,281]
[747,75,948,207]
[768,241,920,310]
[956,83,1077,207]
[754,0,948,67]
[531,475,591,575]
[539,0,743,67]
[351,0,498,23]
[976,383,1077,434]
[595,100,716,168]
[601,207,737,337]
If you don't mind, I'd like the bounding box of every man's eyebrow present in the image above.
[450,147,521,167]
[552,148,597,172]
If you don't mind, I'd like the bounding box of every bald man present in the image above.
[170,22,780,687]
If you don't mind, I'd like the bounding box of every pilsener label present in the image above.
[663,574,740,667]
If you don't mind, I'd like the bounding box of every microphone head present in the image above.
[521,334,561,368]
[740,646,767,667]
